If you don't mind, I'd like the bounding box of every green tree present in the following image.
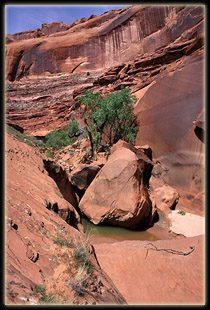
[78,87,138,156]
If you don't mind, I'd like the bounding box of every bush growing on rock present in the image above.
[45,128,69,150]
[45,120,81,150]
[78,87,138,157]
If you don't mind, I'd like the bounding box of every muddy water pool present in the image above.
[82,217,163,243]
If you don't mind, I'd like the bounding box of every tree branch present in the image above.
[144,242,195,259]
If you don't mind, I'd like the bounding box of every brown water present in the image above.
[82,217,162,243]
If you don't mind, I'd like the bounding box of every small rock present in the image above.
[26,208,32,216]
[150,184,179,213]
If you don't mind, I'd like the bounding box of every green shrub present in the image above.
[45,120,80,151]
[178,210,186,216]
[73,238,92,273]
[53,231,92,273]
[66,119,80,143]
[45,128,69,149]
[6,125,45,151]
[40,293,56,304]
[34,284,56,304]
[53,232,75,248]
[46,150,54,158]
[25,139,34,147]
[74,245,89,268]
[33,139,46,149]
[34,284,46,295]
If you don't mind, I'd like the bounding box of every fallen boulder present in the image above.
[79,140,156,229]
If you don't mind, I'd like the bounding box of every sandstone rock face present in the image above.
[134,51,205,195]
[6,6,203,81]
[5,133,79,303]
[5,6,204,150]
[79,140,155,229]
[43,159,78,208]
[193,108,204,142]
[6,73,95,134]
[5,4,205,305]
[93,235,205,304]
[5,133,126,305]
[6,31,204,142]
[5,5,204,222]
[6,21,70,42]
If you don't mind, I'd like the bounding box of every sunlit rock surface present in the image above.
[6,6,203,81]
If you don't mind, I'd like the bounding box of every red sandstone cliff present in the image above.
[6,5,203,81]
[5,4,205,195]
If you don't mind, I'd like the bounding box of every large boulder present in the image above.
[79,140,156,229]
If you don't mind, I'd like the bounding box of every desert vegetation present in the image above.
[45,119,81,150]
[34,285,56,304]
[33,231,94,304]
[78,87,138,156]
[7,87,138,160]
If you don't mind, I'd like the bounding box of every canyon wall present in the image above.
[5,4,205,196]
[6,5,203,81]
[134,51,204,193]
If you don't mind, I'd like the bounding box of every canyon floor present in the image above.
[5,127,205,305]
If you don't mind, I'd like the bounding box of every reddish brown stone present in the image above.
[5,133,126,305]
[79,140,155,229]
[94,236,205,304]
[6,6,204,81]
